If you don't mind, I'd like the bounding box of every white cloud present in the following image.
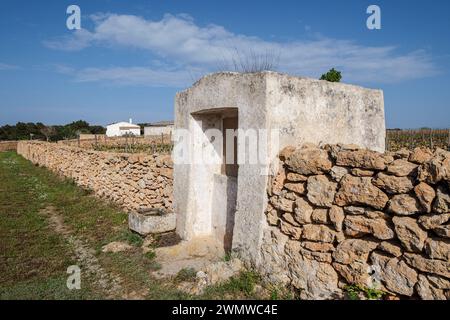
[75,66,193,87]
[0,63,19,70]
[43,29,94,51]
[45,13,438,86]
[53,62,201,87]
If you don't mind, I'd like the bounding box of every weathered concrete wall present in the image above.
[211,174,237,251]
[174,72,269,267]
[17,141,173,213]
[0,141,18,152]
[261,143,450,300]
[174,71,385,268]
[266,73,385,152]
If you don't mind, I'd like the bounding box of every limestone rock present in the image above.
[418,148,450,184]
[302,241,335,252]
[286,241,342,299]
[386,159,418,177]
[332,261,371,286]
[138,179,146,189]
[299,247,333,263]
[302,224,336,243]
[266,205,279,226]
[283,191,297,201]
[343,215,394,240]
[286,172,308,182]
[282,212,300,227]
[325,144,359,160]
[306,175,337,207]
[372,173,414,194]
[293,197,313,224]
[350,168,374,177]
[329,206,345,232]
[270,168,286,195]
[311,208,329,224]
[333,239,378,265]
[188,258,244,294]
[343,206,367,215]
[409,147,433,164]
[387,194,422,215]
[377,241,402,257]
[336,149,388,170]
[102,241,133,253]
[418,213,450,230]
[390,148,411,160]
[335,231,346,243]
[338,143,362,151]
[392,216,428,252]
[330,166,349,182]
[159,154,173,168]
[424,238,450,261]
[284,182,306,195]
[370,252,418,297]
[414,183,436,213]
[403,253,450,278]
[335,175,389,210]
[433,185,450,213]
[280,220,302,240]
[279,146,296,161]
[427,275,450,289]
[416,274,447,300]
[159,168,173,179]
[285,147,333,175]
[365,210,389,219]
[433,225,450,238]
[270,195,294,213]
[259,228,291,285]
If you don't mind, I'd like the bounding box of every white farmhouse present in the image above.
[106,119,141,137]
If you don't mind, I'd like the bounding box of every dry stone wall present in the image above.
[262,143,450,300]
[58,135,171,149]
[17,141,173,213]
[0,141,18,152]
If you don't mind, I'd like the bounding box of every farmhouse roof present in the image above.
[146,121,174,127]
[107,122,140,128]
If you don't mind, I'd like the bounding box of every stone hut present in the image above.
[173,71,385,266]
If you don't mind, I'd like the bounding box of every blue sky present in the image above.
[0,0,449,128]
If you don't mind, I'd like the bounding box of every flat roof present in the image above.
[107,121,140,128]
[145,121,174,127]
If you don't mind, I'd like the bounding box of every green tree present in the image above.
[40,126,56,142]
[320,68,342,82]
[67,120,90,132]
[89,125,106,134]
[0,120,106,141]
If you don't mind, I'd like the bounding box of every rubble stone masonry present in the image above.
[17,141,173,213]
[0,141,18,152]
[262,143,450,300]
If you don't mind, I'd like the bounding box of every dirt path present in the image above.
[41,206,144,299]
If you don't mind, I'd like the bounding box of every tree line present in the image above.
[0,120,105,142]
